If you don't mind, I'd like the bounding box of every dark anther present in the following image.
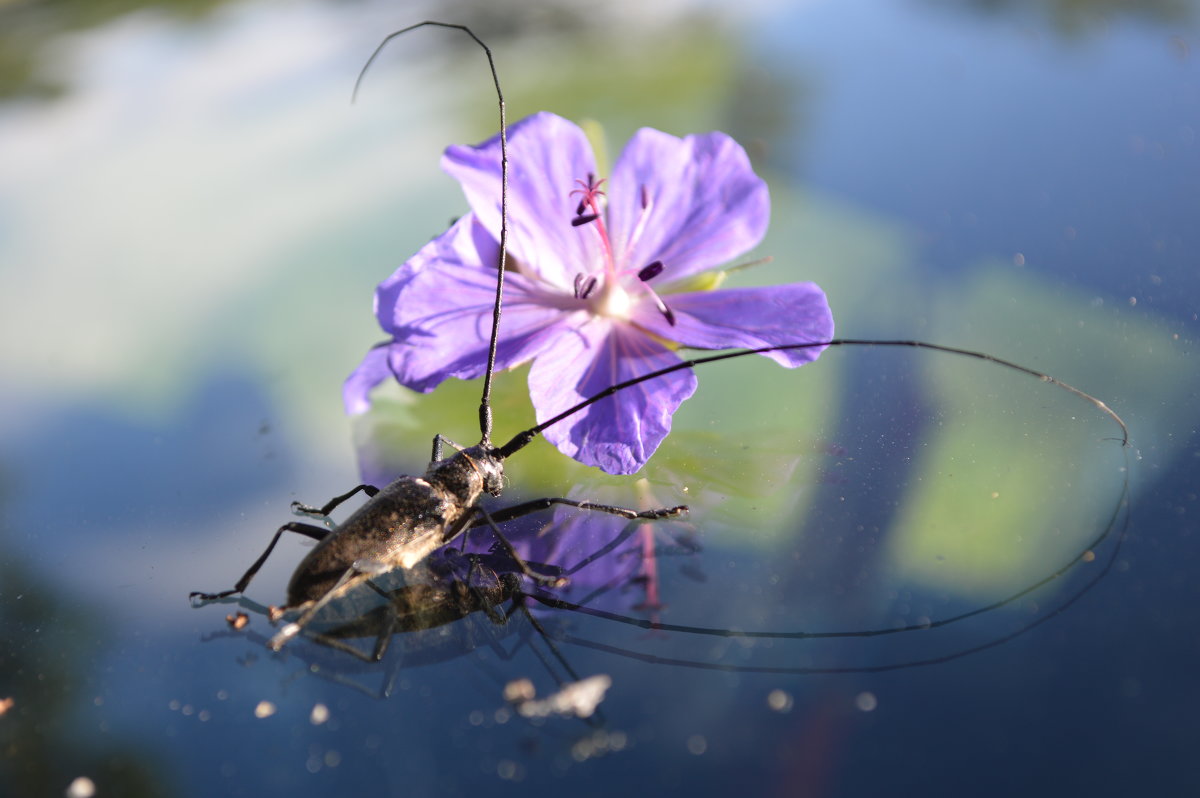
[640,184,650,209]
[662,305,676,326]
[638,261,664,282]
[579,276,598,300]
[573,273,585,299]
[576,199,587,216]
[572,213,600,227]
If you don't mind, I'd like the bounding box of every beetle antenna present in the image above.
[496,339,1130,459]
[355,22,508,447]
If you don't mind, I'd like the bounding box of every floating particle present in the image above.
[65,777,95,798]
[225,613,249,630]
[506,675,612,719]
[767,689,793,713]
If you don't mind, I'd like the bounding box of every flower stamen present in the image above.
[655,297,677,326]
[573,273,599,300]
[638,260,664,282]
[569,172,617,278]
[638,277,677,327]
[622,183,655,266]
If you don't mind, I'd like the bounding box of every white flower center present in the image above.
[595,280,634,321]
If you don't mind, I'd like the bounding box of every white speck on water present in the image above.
[65,777,95,798]
[767,689,794,713]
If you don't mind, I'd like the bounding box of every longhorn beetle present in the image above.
[189,22,1129,654]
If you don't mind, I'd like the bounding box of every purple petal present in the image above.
[358,211,583,396]
[443,112,603,289]
[391,262,586,391]
[632,282,835,367]
[373,213,499,336]
[528,322,697,475]
[343,343,392,415]
[607,128,769,281]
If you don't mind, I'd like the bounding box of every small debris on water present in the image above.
[570,729,629,762]
[254,701,276,719]
[310,703,330,725]
[65,777,95,798]
[225,612,249,630]
[0,697,13,716]
[504,674,612,719]
[766,689,793,713]
[502,679,536,703]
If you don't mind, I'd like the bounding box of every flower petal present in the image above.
[358,212,583,399]
[392,262,586,391]
[443,112,602,289]
[373,213,500,336]
[607,128,769,280]
[343,343,392,415]
[632,282,835,367]
[528,321,697,474]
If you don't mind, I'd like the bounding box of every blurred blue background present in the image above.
[0,0,1196,796]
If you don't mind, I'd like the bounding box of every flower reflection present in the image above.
[458,480,701,625]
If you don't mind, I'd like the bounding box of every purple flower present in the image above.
[345,112,833,475]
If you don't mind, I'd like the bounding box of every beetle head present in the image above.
[468,445,505,498]
[428,444,505,500]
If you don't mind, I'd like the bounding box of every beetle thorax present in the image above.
[425,444,505,502]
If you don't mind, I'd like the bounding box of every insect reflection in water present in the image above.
[203,437,1127,702]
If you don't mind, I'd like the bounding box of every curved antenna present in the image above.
[355,22,508,446]
[528,459,1131,674]
[498,338,1130,458]
[528,462,1130,641]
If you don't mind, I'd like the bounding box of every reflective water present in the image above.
[1,1,1197,796]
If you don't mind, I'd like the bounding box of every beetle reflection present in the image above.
[202,549,574,700]
[199,453,1128,698]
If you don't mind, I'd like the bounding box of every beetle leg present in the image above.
[291,484,380,519]
[473,506,567,588]
[477,497,688,527]
[369,605,399,662]
[430,434,466,462]
[268,566,365,651]
[300,631,376,662]
[189,522,329,603]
